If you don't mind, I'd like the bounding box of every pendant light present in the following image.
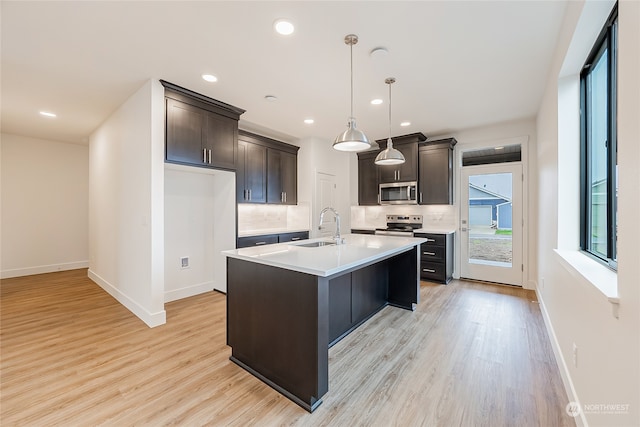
[333,34,372,152]
[375,77,405,165]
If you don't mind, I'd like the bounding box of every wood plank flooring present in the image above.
[1,269,574,426]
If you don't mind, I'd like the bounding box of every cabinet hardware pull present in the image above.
[203,148,207,163]
[248,189,252,200]
[244,189,247,200]
[255,241,267,245]
[423,251,436,256]
[422,268,436,273]
[426,238,435,242]
[398,170,400,180]
[284,192,287,203]
[420,192,423,203]
[208,149,212,164]
[281,192,284,203]
[291,237,301,241]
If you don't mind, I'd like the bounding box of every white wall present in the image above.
[0,134,89,278]
[536,1,640,426]
[164,164,235,298]
[88,79,166,327]
[298,137,353,238]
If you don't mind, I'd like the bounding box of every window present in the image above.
[580,5,617,269]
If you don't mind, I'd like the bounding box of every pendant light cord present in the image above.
[350,42,354,119]
[388,80,392,142]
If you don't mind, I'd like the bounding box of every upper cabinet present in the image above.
[237,136,267,203]
[267,148,297,205]
[357,150,380,206]
[418,138,457,205]
[162,80,245,171]
[376,133,425,183]
[237,131,299,205]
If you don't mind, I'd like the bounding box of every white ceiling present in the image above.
[1,1,567,145]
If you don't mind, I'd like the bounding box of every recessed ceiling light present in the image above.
[304,118,314,124]
[39,111,56,118]
[202,74,218,82]
[371,99,383,105]
[274,19,294,35]
[370,47,389,58]
[400,121,411,127]
[264,95,278,102]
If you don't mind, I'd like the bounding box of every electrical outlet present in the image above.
[572,343,578,367]
[180,257,189,269]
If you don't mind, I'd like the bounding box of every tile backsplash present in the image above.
[238,202,310,234]
[350,205,457,229]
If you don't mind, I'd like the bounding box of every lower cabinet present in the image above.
[328,261,388,345]
[237,231,309,248]
[414,232,454,284]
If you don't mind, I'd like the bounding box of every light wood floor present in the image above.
[1,269,574,426]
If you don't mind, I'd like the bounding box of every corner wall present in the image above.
[0,134,89,278]
[88,79,166,327]
[536,1,640,425]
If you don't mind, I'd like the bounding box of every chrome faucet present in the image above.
[318,207,344,244]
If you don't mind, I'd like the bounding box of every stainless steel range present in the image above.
[375,215,423,236]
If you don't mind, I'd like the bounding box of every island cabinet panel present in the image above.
[328,275,352,344]
[227,258,328,412]
[351,262,388,324]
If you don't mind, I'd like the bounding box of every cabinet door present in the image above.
[204,112,237,170]
[419,146,453,204]
[166,99,205,165]
[351,262,388,324]
[377,143,418,183]
[358,154,379,205]
[267,149,297,205]
[238,140,267,203]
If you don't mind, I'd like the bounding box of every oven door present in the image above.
[379,182,418,205]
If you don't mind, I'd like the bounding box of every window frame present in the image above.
[579,4,618,270]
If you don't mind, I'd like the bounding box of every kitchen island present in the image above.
[222,233,426,412]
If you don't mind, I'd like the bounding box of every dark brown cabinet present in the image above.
[418,138,456,205]
[267,148,297,205]
[237,138,267,203]
[162,80,244,170]
[378,142,419,183]
[414,232,454,284]
[357,151,379,205]
[237,231,309,248]
[237,131,299,205]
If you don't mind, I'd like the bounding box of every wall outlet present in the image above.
[180,257,189,269]
[572,343,578,367]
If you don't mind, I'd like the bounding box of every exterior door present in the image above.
[460,163,523,286]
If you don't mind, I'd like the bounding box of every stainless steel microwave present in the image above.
[379,181,418,205]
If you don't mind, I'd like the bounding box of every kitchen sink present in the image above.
[292,240,337,248]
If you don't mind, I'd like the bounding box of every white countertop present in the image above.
[223,234,426,277]
[414,227,456,234]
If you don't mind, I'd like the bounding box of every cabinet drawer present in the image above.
[237,234,278,248]
[420,245,445,262]
[415,233,446,246]
[420,261,446,282]
[278,231,309,243]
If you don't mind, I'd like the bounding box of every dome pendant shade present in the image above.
[333,118,371,151]
[375,138,405,164]
[333,34,372,153]
[375,77,405,165]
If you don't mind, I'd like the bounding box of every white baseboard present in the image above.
[536,289,586,427]
[87,269,166,328]
[164,281,214,302]
[1,261,89,279]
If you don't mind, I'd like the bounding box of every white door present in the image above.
[314,171,336,238]
[460,163,523,286]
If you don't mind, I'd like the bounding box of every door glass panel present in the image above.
[468,173,512,267]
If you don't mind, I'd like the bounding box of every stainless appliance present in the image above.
[375,215,423,236]
[379,181,418,205]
